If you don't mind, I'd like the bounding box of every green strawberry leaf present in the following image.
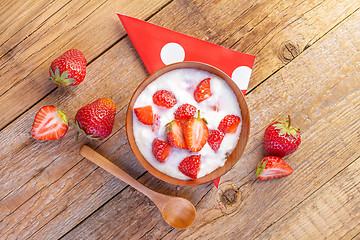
[256,160,268,176]
[73,120,100,141]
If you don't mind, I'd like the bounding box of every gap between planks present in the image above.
[2,0,359,238]
[253,155,360,239]
[54,3,360,239]
[247,5,360,96]
[0,0,174,133]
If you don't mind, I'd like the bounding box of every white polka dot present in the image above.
[160,43,185,65]
[231,66,252,90]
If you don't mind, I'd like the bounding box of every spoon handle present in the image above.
[80,145,158,199]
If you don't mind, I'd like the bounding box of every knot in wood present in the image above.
[216,181,241,215]
[279,41,300,63]
[221,188,238,205]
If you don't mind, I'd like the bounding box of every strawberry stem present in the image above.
[75,132,79,142]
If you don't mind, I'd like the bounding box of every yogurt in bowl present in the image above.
[126,62,250,185]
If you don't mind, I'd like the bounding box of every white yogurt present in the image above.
[133,68,241,180]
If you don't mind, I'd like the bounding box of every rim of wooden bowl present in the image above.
[126,61,250,185]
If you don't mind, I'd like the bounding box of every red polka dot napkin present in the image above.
[117,14,255,188]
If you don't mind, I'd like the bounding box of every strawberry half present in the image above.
[256,156,293,181]
[218,115,241,134]
[194,78,212,103]
[153,90,177,108]
[49,49,87,86]
[165,120,187,149]
[178,155,201,179]
[152,138,172,163]
[31,105,68,141]
[183,111,209,152]
[174,103,197,121]
[75,98,116,140]
[134,106,154,125]
[264,115,301,158]
[207,129,225,152]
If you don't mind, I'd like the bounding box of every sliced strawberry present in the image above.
[218,115,241,133]
[183,111,209,152]
[153,90,177,108]
[31,105,68,141]
[194,78,212,103]
[174,103,197,121]
[134,106,154,125]
[256,156,293,181]
[165,120,187,149]
[152,138,172,163]
[207,129,225,152]
[152,114,160,133]
[178,155,201,179]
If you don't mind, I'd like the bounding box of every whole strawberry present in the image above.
[49,49,87,86]
[75,98,116,140]
[264,115,301,158]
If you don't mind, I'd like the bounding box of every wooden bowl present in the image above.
[126,62,250,185]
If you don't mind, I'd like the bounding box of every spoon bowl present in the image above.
[156,196,196,229]
[80,145,196,229]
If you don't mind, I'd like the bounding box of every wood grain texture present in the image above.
[0,0,170,129]
[0,40,148,239]
[255,157,360,240]
[62,6,360,240]
[162,9,360,240]
[1,0,360,239]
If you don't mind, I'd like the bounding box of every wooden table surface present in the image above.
[1,0,360,239]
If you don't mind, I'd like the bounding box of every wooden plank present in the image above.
[0,0,359,239]
[147,0,359,91]
[62,7,360,240]
[0,40,149,239]
[255,157,360,240]
[0,0,171,129]
[0,0,357,131]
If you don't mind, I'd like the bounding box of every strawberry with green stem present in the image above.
[49,49,87,87]
[256,156,293,181]
[183,110,209,152]
[31,105,68,141]
[74,98,116,141]
[264,115,301,158]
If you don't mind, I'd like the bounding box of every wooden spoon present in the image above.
[80,145,196,229]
